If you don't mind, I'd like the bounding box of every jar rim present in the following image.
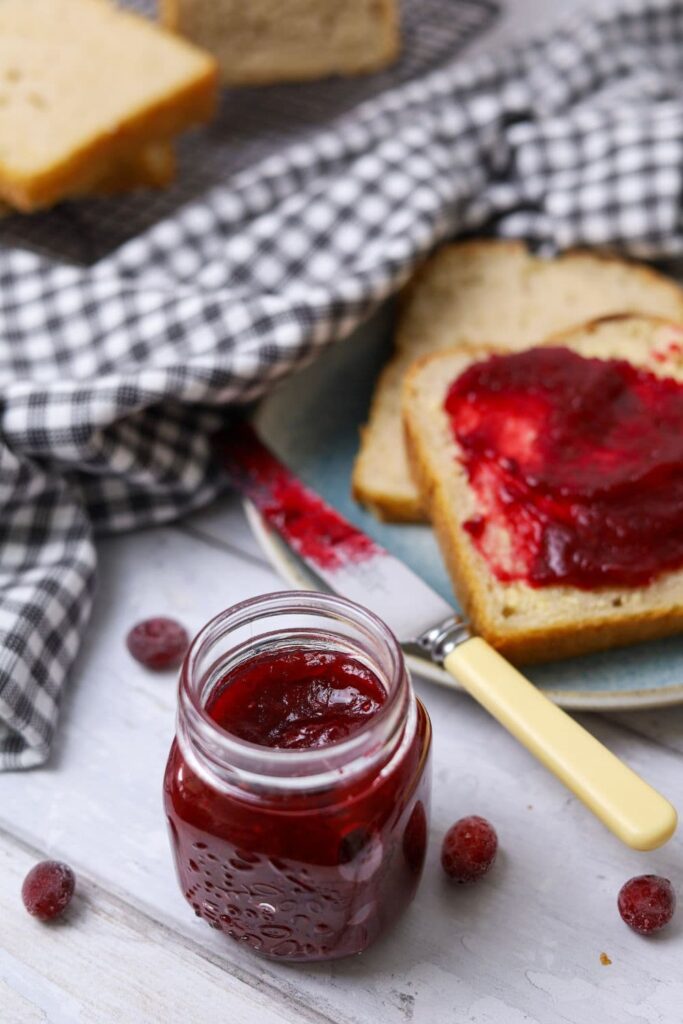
[177,590,412,792]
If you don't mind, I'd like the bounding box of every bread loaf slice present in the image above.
[352,241,683,522]
[0,0,217,211]
[0,143,174,217]
[402,315,683,663]
[162,0,399,85]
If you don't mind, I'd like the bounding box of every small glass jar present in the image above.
[163,591,432,962]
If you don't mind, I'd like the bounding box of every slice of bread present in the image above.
[0,0,217,211]
[352,241,683,522]
[162,0,399,85]
[402,315,683,663]
[0,143,174,217]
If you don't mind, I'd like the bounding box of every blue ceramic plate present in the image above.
[251,307,683,710]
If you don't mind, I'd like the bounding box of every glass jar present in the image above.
[163,591,432,962]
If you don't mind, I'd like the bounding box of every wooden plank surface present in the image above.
[1,499,681,1024]
[0,827,332,1024]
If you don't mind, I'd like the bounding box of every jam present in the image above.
[218,423,379,571]
[164,593,431,961]
[207,649,386,749]
[445,346,683,589]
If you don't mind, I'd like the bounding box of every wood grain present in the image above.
[0,827,332,1024]
[0,506,680,1024]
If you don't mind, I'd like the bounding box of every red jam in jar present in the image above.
[445,346,683,589]
[163,592,431,962]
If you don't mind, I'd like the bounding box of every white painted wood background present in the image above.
[2,3,683,1022]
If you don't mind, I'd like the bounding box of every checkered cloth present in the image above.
[2,0,683,768]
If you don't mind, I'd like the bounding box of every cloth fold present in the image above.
[2,0,683,767]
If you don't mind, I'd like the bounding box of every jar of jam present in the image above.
[163,591,432,962]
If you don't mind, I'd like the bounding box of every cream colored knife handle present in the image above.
[444,637,677,851]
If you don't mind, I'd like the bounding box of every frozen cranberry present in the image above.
[127,617,189,670]
[441,815,497,883]
[618,875,676,935]
[22,861,75,921]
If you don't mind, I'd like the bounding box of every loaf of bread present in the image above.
[162,0,399,85]
[0,0,218,211]
[402,315,683,663]
[352,241,683,522]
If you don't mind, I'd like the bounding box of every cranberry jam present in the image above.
[445,346,683,589]
[208,649,387,750]
[163,593,431,962]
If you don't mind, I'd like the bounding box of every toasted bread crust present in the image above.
[354,240,683,522]
[83,144,176,195]
[0,74,216,212]
[402,316,683,663]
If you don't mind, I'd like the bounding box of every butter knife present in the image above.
[216,424,677,851]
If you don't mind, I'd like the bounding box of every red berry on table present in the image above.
[22,860,75,921]
[618,875,676,935]
[127,617,189,671]
[441,815,498,883]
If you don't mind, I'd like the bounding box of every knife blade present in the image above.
[216,422,677,851]
[215,421,468,659]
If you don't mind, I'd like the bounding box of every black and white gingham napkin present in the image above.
[2,0,683,768]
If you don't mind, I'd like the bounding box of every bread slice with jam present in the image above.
[352,241,683,523]
[402,315,683,663]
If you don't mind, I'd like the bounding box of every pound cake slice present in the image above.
[162,0,399,85]
[353,241,683,522]
[0,0,218,211]
[402,315,683,663]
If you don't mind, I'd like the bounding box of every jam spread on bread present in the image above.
[445,346,683,589]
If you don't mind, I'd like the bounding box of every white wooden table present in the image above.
[2,4,683,1022]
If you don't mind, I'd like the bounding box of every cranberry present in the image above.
[127,617,189,670]
[618,875,676,935]
[22,861,75,921]
[441,815,498,883]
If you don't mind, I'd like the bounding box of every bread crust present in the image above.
[402,317,683,663]
[0,74,216,212]
[86,144,176,195]
[353,240,683,521]
[161,0,180,31]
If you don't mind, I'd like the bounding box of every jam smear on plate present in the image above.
[445,346,683,589]
[219,422,378,571]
